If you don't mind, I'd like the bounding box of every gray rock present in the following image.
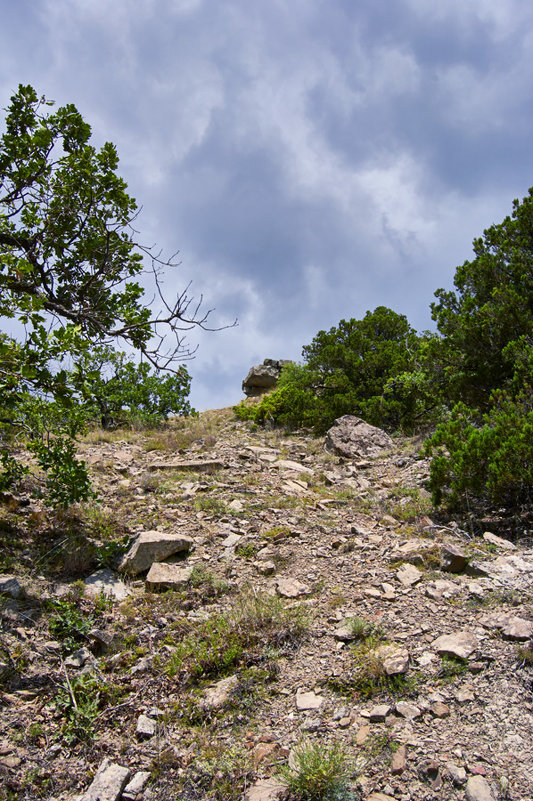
[202,675,239,710]
[276,577,310,598]
[122,771,151,800]
[325,415,393,458]
[148,459,224,473]
[145,562,193,592]
[242,359,290,397]
[84,568,131,601]
[274,459,314,474]
[244,778,288,801]
[391,744,407,775]
[0,575,22,599]
[465,775,496,801]
[396,563,422,587]
[395,701,421,719]
[440,543,468,573]
[374,644,409,675]
[295,689,324,710]
[446,762,467,786]
[368,703,391,722]
[64,647,92,668]
[256,560,276,576]
[222,532,242,548]
[432,631,478,659]
[136,714,157,740]
[119,530,193,575]
[483,531,516,551]
[78,758,130,801]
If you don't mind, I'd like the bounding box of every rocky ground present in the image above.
[0,408,532,801]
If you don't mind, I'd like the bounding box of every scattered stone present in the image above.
[356,725,371,745]
[136,714,157,740]
[253,742,279,770]
[417,758,440,782]
[396,563,422,586]
[483,532,516,551]
[228,499,244,512]
[122,771,151,800]
[325,415,393,458]
[430,701,451,718]
[395,701,421,719]
[222,532,242,548]
[374,644,409,675]
[333,622,356,642]
[446,762,467,786]
[501,616,533,641]
[432,631,478,659]
[365,794,396,801]
[145,563,193,591]
[244,778,288,801]
[465,775,496,801]
[64,647,92,668]
[440,543,468,573]
[84,568,131,601]
[425,579,460,600]
[274,459,314,474]
[296,689,324,710]
[391,744,407,774]
[119,530,193,575]
[149,459,224,473]
[368,703,391,722]
[392,539,439,565]
[276,577,310,598]
[78,758,130,801]
[256,560,276,575]
[202,675,239,710]
[0,575,22,599]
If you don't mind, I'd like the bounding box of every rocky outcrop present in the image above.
[242,359,291,396]
[325,415,393,458]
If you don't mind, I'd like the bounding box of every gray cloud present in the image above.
[2,0,533,410]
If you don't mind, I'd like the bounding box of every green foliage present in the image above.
[431,189,533,408]
[426,389,533,508]
[76,346,194,429]
[235,307,430,434]
[279,739,353,801]
[55,673,103,744]
[0,84,204,508]
[47,597,94,654]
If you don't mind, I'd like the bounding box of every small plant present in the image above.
[235,542,257,559]
[194,496,229,516]
[47,598,94,654]
[517,643,533,667]
[437,654,469,682]
[279,738,353,801]
[55,672,103,744]
[348,617,385,644]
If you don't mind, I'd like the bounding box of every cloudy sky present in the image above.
[2,0,533,410]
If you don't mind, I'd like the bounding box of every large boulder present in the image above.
[325,415,393,458]
[242,359,291,397]
[119,530,193,575]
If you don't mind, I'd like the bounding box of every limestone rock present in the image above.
[396,563,422,586]
[432,631,478,659]
[78,758,130,801]
[368,703,391,722]
[440,543,468,573]
[366,793,396,801]
[274,459,314,475]
[136,714,157,739]
[296,689,324,710]
[148,459,224,473]
[119,530,193,575]
[242,359,290,397]
[446,763,467,786]
[375,644,409,675]
[84,568,131,601]
[122,771,151,801]
[395,701,421,719]
[391,744,407,775]
[202,675,239,710]
[325,415,393,459]
[276,577,310,598]
[483,531,516,551]
[465,775,496,801]
[145,563,193,591]
[0,575,22,599]
[244,778,288,801]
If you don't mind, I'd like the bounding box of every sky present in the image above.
[1,0,533,410]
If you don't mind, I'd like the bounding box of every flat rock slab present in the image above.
[274,459,314,474]
[276,577,310,598]
[296,689,324,710]
[396,563,422,587]
[78,758,130,801]
[483,531,516,551]
[84,568,131,601]
[244,778,288,801]
[149,459,224,473]
[440,543,468,573]
[202,675,239,710]
[0,575,22,599]
[481,612,533,640]
[465,775,496,801]
[432,631,478,659]
[119,530,193,575]
[145,562,193,592]
[375,644,409,675]
[326,415,393,458]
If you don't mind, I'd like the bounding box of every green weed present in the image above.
[279,738,353,801]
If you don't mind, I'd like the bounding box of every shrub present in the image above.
[280,739,353,801]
